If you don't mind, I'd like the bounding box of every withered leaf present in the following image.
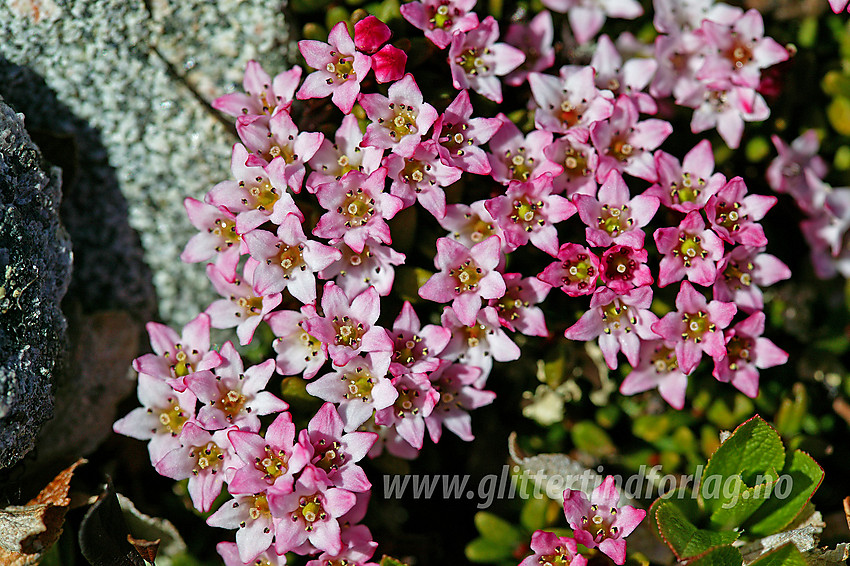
[0,458,86,565]
[78,479,144,566]
[127,535,160,564]
[844,497,850,531]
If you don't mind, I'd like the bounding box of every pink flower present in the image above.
[519,530,586,566]
[374,373,440,450]
[487,114,561,185]
[207,143,303,234]
[619,339,690,409]
[227,412,311,496]
[542,0,643,44]
[830,0,850,12]
[385,140,462,219]
[112,373,197,464]
[564,286,659,369]
[705,177,776,247]
[651,281,737,375]
[575,170,660,249]
[354,16,407,83]
[591,34,658,114]
[682,83,770,149]
[432,90,502,174]
[562,476,646,565]
[181,198,243,278]
[132,313,222,390]
[590,96,672,183]
[205,260,282,346]
[303,283,393,367]
[448,17,526,103]
[600,245,653,292]
[213,60,301,118]
[306,114,384,194]
[184,341,287,432]
[305,354,398,431]
[425,362,495,443]
[502,10,556,86]
[244,214,342,303]
[217,541,287,566]
[438,201,505,248]
[713,246,791,313]
[400,0,480,50]
[299,403,377,492]
[319,239,406,298]
[489,273,551,336]
[529,66,614,135]
[418,236,506,326]
[485,176,577,255]
[305,525,379,566]
[696,9,788,89]
[767,130,828,213]
[439,306,520,385]
[208,494,278,563]
[313,168,405,254]
[543,133,599,197]
[654,210,725,287]
[646,140,726,212]
[713,311,788,398]
[237,111,324,192]
[538,242,601,297]
[154,423,235,512]
[389,301,451,376]
[267,305,328,379]
[360,74,439,158]
[269,466,357,556]
[297,21,372,114]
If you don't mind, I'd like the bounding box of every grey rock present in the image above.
[0,96,73,469]
[0,0,293,326]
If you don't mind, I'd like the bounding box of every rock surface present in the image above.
[0,97,73,469]
[0,0,293,325]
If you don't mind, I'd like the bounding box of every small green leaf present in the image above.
[827,96,850,136]
[474,512,522,546]
[708,475,776,530]
[745,137,770,162]
[774,384,808,438]
[686,545,743,566]
[380,556,411,566]
[571,421,615,458]
[465,537,514,563]
[520,496,550,533]
[745,450,824,537]
[749,543,807,566]
[702,416,785,513]
[654,499,740,560]
[797,17,818,48]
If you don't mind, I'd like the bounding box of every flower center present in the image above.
[383,102,418,140]
[651,345,678,373]
[217,385,247,422]
[465,323,487,349]
[601,302,633,333]
[511,197,544,229]
[394,332,424,366]
[235,295,264,314]
[670,172,705,204]
[315,438,344,473]
[714,200,745,233]
[326,53,355,82]
[248,494,270,521]
[210,217,239,250]
[169,345,196,378]
[609,137,634,161]
[333,315,365,348]
[295,495,326,531]
[401,159,430,188]
[722,260,754,289]
[456,48,491,76]
[495,292,526,321]
[604,247,637,282]
[341,188,376,228]
[561,254,595,290]
[725,336,753,370]
[157,400,188,435]
[563,148,589,178]
[190,441,223,474]
[441,122,472,156]
[539,545,574,566]
[597,204,632,237]
[342,366,375,400]
[725,37,754,69]
[681,311,716,343]
[256,445,289,481]
[558,100,582,127]
[428,2,454,29]
[274,243,305,273]
[581,504,620,543]
[672,233,706,268]
[245,180,280,211]
[394,385,421,417]
[295,329,323,361]
[450,260,483,293]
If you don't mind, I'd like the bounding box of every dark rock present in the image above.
[0,96,73,469]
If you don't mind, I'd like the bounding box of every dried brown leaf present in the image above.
[127,535,160,564]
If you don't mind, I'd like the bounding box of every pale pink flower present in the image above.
[529,66,614,135]
[305,525,379,566]
[830,0,850,13]
[385,140,462,219]
[713,246,791,313]
[213,60,301,118]
[651,281,737,375]
[766,130,828,213]
[448,17,526,103]
[647,140,726,212]
[620,339,689,409]
[562,476,646,565]
[297,21,372,114]
[418,236,506,326]
[682,83,770,149]
[267,305,328,379]
[503,10,556,86]
[489,273,550,336]
[319,239,406,298]
[360,74,439,158]
[209,495,279,564]
[543,0,643,44]
[713,311,788,398]
[400,0,480,50]
[519,531,586,566]
[306,114,384,194]
[654,210,725,287]
[374,372,440,450]
[205,260,282,345]
[388,301,451,376]
[543,132,598,197]
[438,201,505,248]
[439,306,520,386]
[425,361,495,442]
[591,34,658,114]
[313,168,405,254]
[182,198,243,278]
[432,89,502,174]
[704,177,776,247]
[487,114,561,185]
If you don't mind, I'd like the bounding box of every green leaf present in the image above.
[827,96,850,136]
[465,537,514,563]
[686,545,743,566]
[571,421,615,457]
[474,512,522,546]
[380,556,411,566]
[654,499,740,560]
[749,543,807,566]
[520,496,550,533]
[774,384,808,438]
[745,451,824,537]
[702,416,785,513]
[708,475,776,530]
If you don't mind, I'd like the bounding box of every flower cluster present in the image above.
[114,0,798,563]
